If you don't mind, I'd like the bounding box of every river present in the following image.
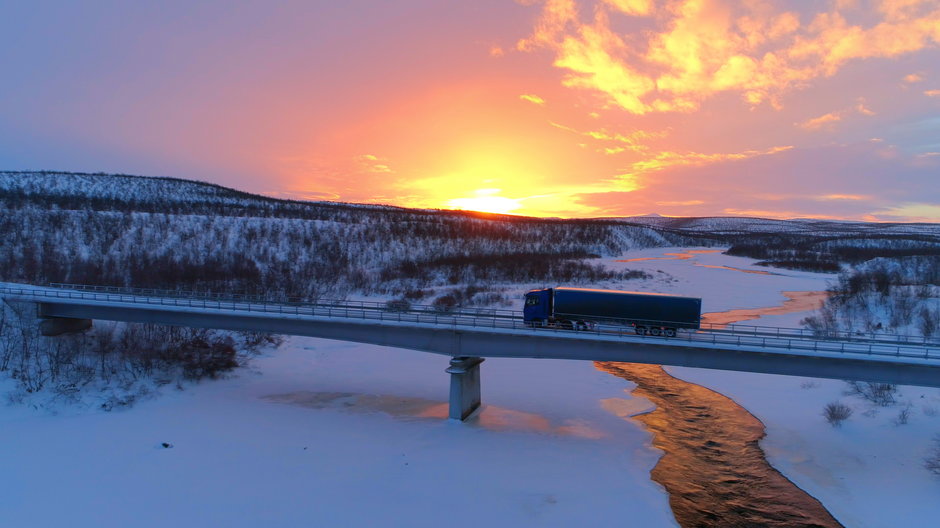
[600,250,842,527]
[599,361,842,528]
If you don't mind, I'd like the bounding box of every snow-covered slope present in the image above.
[620,214,940,237]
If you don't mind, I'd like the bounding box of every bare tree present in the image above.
[823,402,853,427]
[925,435,940,476]
[845,381,898,407]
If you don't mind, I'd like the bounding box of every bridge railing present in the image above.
[45,283,521,321]
[2,283,938,363]
[538,308,940,347]
[46,283,940,347]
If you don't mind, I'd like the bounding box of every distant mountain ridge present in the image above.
[4,170,937,235]
[2,170,939,292]
[0,171,687,299]
[617,214,939,237]
[0,170,406,219]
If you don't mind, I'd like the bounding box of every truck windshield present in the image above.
[525,296,540,306]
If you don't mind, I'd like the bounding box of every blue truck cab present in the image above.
[523,288,552,325]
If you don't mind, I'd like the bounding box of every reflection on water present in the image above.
[701,291,827,329]
[618,249,782,277]
[693,263,778,275]
[600,396,655,419]
[264,391,445,418]
[617,249,722,263]
[263,391,606,439]
[598,363,842,528]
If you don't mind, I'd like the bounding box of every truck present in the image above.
[523,287,701,337]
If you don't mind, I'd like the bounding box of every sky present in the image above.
[1,0,939,221]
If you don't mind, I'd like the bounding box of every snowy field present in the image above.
[1,339,673,526]
[3,247,940,527]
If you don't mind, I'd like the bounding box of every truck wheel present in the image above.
[664,328,677,337]
[635,326,647,335]
[650,327,662,336]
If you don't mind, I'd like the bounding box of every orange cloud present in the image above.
[619,145,792,183]
[722,208,847,220]
[926,89,940,96]
[550,122,666,154]
[798,112,842,129]
[656,199,705,206]
[797,100,876,129]
[520,0,940,114]
[519,93,547,105]
[358,154,394,173]
[856,101,876,116]
[813,193,871,201]
[872,203,940,222]
[602,0,654,16]
[904,72,924,82]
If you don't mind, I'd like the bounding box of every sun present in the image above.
[446,189,521,215]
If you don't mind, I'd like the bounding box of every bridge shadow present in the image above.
[262,391,607,439]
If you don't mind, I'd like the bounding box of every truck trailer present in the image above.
[523,287,701,337]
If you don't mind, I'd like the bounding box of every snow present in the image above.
[4,247,940,527]
[629,249,940,528]
[0,340,674,527]
[598,247,828,314]
[579,247,940,527]
[619,215,940,236]
[667,366,940,528]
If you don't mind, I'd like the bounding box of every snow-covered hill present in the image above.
[621,214,940,237]
[0,171,686,300]
[2,170,938,298]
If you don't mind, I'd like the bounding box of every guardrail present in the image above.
[46,283,940,346]
[1,283,938,363]
[46,282,520,320]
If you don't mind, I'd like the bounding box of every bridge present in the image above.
[2,282,939,420]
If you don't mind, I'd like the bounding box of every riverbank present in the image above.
[611,247,940,527]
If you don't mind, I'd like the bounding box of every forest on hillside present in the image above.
[1,171,706,305]
[2,171,940,407]
[4,171,940,303]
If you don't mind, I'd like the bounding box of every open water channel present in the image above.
[602,250,841,527]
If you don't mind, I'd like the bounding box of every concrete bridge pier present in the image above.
[37,303,93,336]
[39,316,92,336]
[446,356,484,421]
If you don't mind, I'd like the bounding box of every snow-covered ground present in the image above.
[3,247,939,527]
[0,339,673,527]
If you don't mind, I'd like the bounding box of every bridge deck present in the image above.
[3,283,940,389]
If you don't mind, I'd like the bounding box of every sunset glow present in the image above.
[1,1,939,220]
[447,189,522,215]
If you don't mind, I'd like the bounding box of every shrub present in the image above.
[894,404,912,426]
[919,307,939,338]
[844,381,898,407]
[431,294,459,313]
[823,402,853,427]
[402,289,431,301]
[925,435,940,476]
[385,299,411,312]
